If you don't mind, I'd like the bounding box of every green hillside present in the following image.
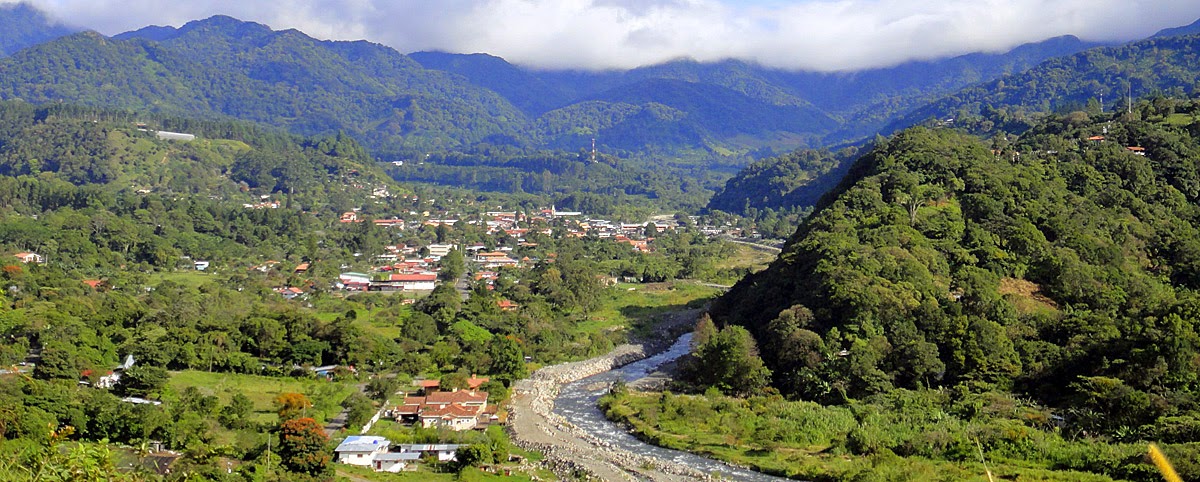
[717,96,1200,441]
[891,33,1200,135]
[697,98,1200,479]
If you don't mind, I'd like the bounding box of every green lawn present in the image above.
[713,242,776,275]
[315,305,411,340]
[1163,113,1195,126]
[167,370,358,424]
[336,463,549,481]
[580,282,719,338]
[147,270,215,288]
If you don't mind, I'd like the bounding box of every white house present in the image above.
[426,244,456,257]
[334,436,390,466]
[372,452,420,472]
[339,272,371,287]
[371,273,437,292]
[13,252,43,264]
[395,444,463,462]
[193,260,210,271]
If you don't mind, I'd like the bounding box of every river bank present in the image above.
[506,309,792,481]
[506,309,706,481]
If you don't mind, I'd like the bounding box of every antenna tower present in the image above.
[591,137,597,163]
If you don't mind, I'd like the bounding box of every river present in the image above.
[550,333,792,481]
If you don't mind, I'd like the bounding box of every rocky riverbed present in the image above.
[506,309,791,482]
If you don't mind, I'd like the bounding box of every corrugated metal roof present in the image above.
[335,435,389,453]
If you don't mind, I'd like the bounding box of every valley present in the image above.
[3,2,1200,481]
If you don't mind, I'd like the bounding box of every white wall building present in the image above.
[335,436,390,467]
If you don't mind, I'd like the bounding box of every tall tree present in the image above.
[274,393,313,421]
[488,336,527,385]
[277,417,330,477]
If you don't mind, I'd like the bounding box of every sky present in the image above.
[9,0,1200,72]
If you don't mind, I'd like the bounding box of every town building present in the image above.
[335,436,390,467]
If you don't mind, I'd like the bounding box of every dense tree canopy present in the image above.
[716,98,1200,437]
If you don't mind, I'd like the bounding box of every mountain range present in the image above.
[710,29,1200,216]
[0,7,1108,160]
[5,5,1200,218]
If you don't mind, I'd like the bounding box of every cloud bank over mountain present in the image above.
[9,0,1200,71]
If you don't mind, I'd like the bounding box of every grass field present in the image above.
[336,463,550,481]
[147,270,215,288]
[315,305,412,340]
[167,370,358,424]
[604,391,1124,482]
[1163,113,1195,126]
[579,282,720,338]
[713,242,777,275]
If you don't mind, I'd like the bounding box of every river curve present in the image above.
[550,333,792,481]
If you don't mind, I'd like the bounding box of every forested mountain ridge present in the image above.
[891,32,1200,136]
[0,16,530,154]
[705,146,859,216]
[414,35,1102,148]
[0,6,1117,161]
[712,98,1200,460]
[0,2,77,56]
[711,31,1200,220]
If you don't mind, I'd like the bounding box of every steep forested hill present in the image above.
[0,100,394,217]
[714,99,1200,447]
[706,146,859,215]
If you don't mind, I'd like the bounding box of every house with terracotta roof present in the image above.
[13,252,43,264]
[466,376,489,390]
[396,389,490,431]
[419,404,481,430]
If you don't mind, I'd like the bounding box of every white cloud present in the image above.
[9,0,1200,71]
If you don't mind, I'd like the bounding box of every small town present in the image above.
[4,2,1200,482]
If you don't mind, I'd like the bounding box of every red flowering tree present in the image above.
[277,417,330,476]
